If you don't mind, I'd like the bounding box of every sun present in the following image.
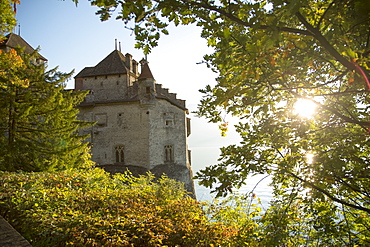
[305,152,315,164]
[293,98,317,119]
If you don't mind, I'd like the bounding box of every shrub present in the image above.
[0,168,237,246]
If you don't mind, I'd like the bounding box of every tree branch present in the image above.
[287,171,370,214]
[182,0,370,85]
[319,103,370,130]
[295,11,356,71]
[315,0,336,29]
[180,0,314,36]
[289,91,370,130]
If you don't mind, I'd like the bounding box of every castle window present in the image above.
[164,112,174,127]
[165,119,174,127]
[146,86,151,94]
[164,145,174,162]
[186,118,191,136]
[115,145,125,163]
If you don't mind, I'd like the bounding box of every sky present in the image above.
[15,0,271,202]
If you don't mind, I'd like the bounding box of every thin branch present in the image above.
[315,0,336,29]
[272,71,349,92]
[295,11,356,71]
[341,204,353,244]
[248,174,271,211]
[333,175,366,197]
[181,0,314,36]
[366,27,370,49]
[287,171,370,214]
[320,104,370,130]
[289,91,370,130]
[317,90,366,97]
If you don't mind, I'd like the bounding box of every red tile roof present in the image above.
[138,61,154,80]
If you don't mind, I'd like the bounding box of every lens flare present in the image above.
[293,98,317,118]
[305,152,315,164]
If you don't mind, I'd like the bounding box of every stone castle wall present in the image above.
[75,51,195,196]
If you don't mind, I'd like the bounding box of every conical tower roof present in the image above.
[138,60,154,80]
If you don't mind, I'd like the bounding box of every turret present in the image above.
[138,59,156,106]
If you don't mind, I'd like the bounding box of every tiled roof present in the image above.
[138,62,154,80]
[75,50,129,78]
[0,33,47,61]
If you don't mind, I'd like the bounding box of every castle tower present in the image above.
[75,49,195,196]
[137,60,156,106]
[0,33,47,64]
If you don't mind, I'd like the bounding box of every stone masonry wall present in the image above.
[148,99,189,169]
[0,216,32,247]
[79,101,151,169]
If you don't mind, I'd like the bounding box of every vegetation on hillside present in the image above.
[0,169,241,246]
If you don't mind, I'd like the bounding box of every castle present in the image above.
[74,49,195,195]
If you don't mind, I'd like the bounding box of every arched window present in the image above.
[164,145,174,162]
[115,145,124,163]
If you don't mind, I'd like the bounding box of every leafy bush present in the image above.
[0,168,237,246]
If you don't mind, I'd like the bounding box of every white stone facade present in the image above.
[75,50,194,195]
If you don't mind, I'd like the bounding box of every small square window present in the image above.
[165,119,174,127]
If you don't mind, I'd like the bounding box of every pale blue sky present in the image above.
[15,0,270,201]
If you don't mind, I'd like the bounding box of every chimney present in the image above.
[125,53,133,72]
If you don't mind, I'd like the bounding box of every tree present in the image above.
[0,48,93,171]
[0,0,18,40]
[78,0,370,243]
